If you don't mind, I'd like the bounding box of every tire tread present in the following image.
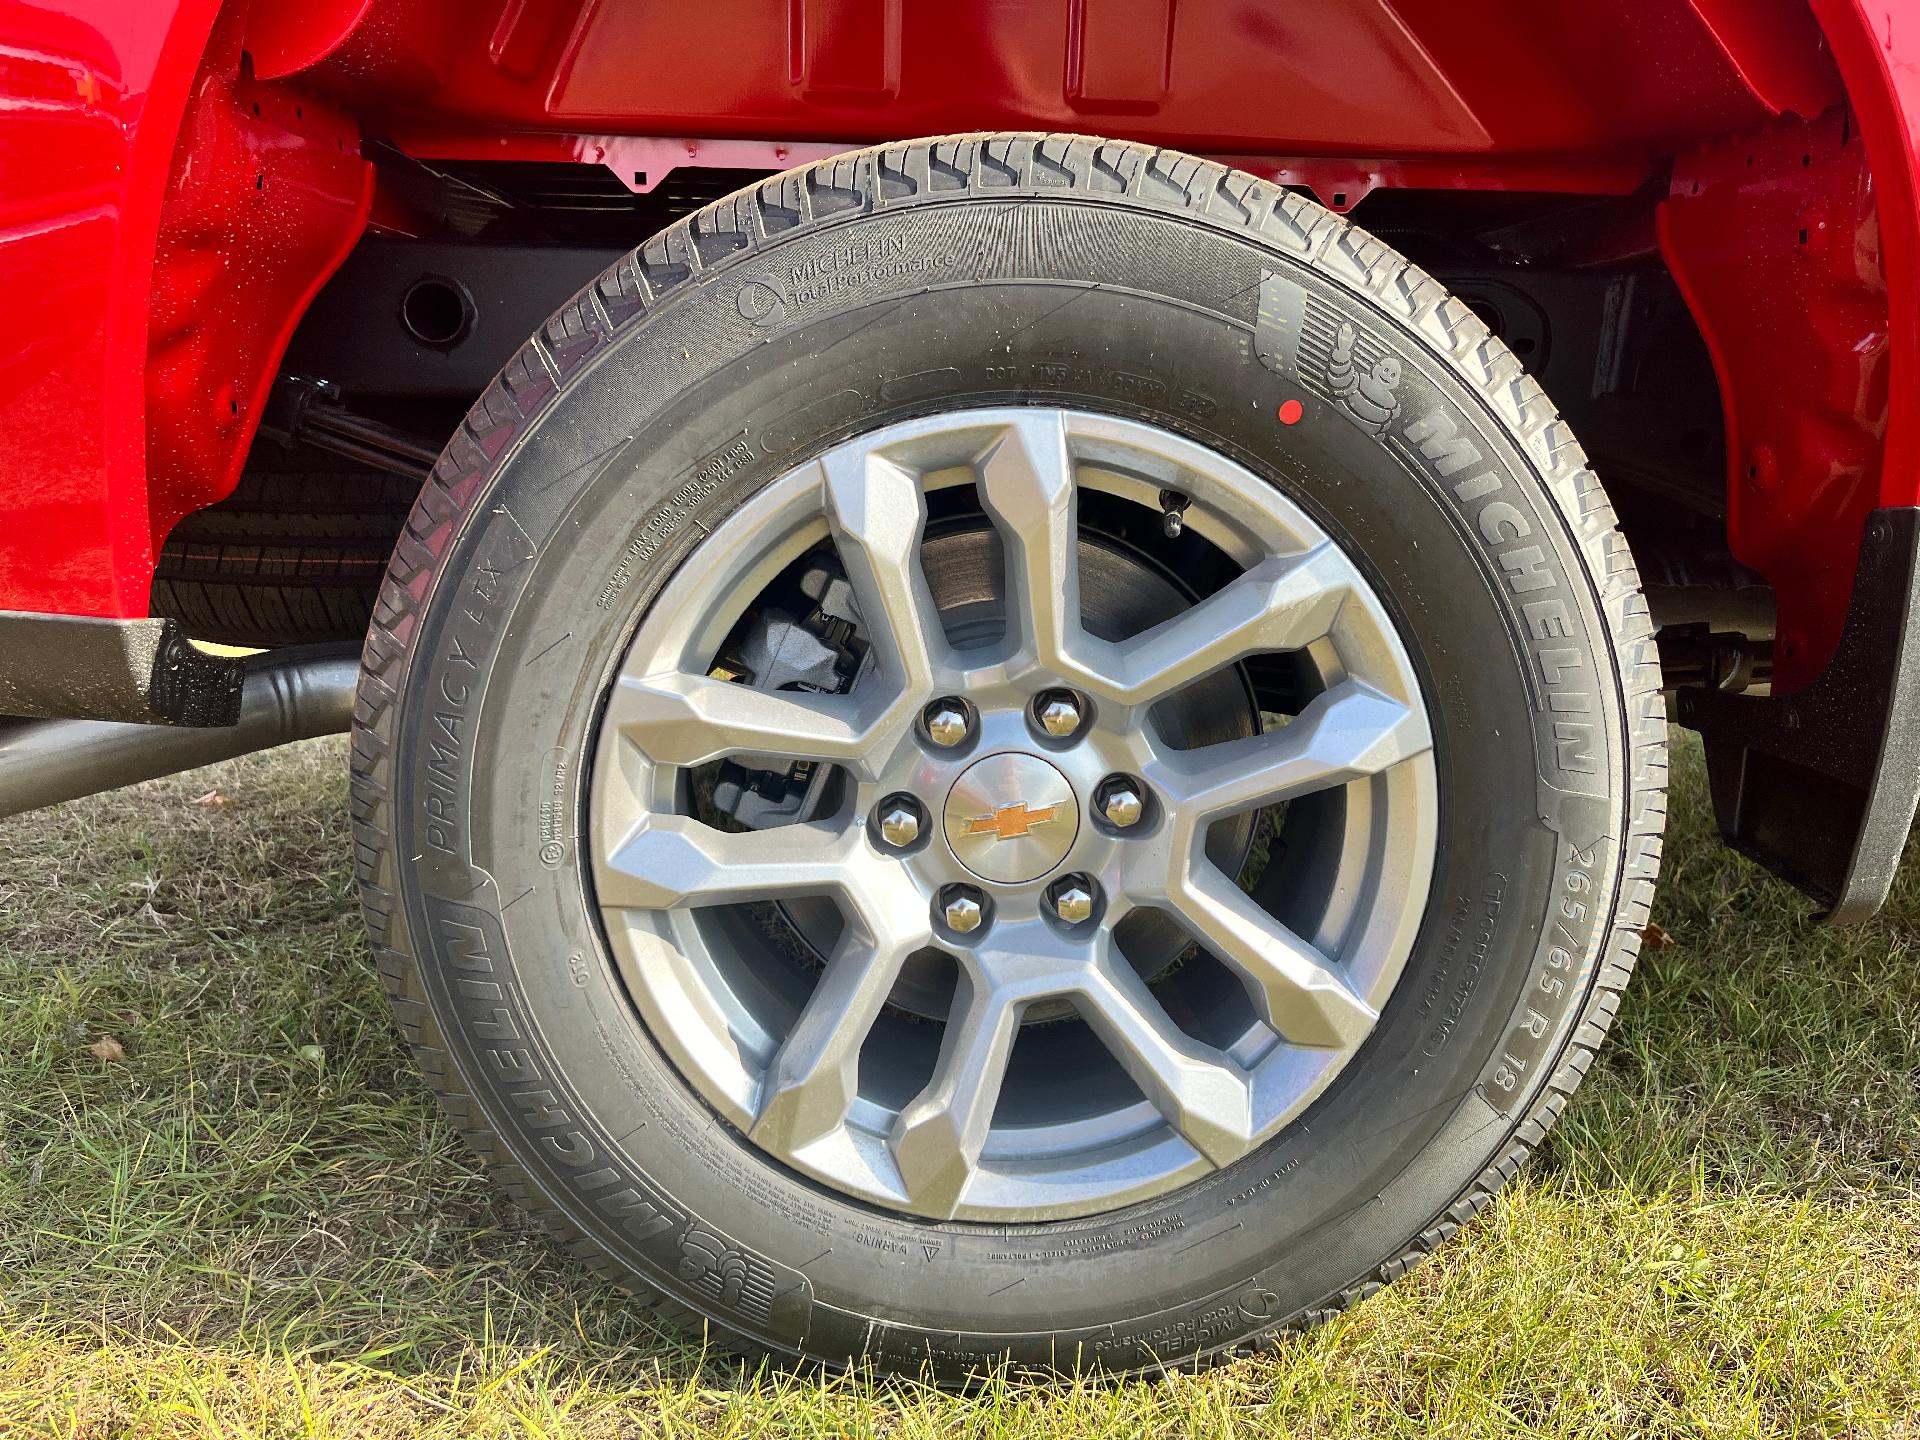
[349,132,1668,1378]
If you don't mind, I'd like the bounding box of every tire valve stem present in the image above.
[1157,489,1191,539]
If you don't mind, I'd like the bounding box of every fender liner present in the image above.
[1675,507,1920,922]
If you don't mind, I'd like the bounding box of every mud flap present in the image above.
[1675,507,1920,922]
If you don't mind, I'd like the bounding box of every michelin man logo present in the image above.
[1252,269,1405,439]
[1327,322,1402,435]
[678,1225,777,1322]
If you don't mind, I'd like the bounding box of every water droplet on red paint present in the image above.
[1277,399,1305,426]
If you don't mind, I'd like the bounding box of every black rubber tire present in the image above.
[152,444,416,648]
[350,133,1667,1380]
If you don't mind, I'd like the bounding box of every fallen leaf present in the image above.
[191,790,232,809]
[89,1036,125,1062]
[1640,921,1676,949]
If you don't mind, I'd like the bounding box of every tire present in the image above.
[351,133,1666,1379]
[153,444,416,648]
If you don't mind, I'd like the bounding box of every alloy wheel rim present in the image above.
[589,407,1438,1222]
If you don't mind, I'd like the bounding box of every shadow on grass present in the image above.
[0,731,1915,1386]
[1539,734,1920,1197]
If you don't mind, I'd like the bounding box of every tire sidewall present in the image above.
[376,170,1635,1374]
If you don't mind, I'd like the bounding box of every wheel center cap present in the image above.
[943,752,1080,884]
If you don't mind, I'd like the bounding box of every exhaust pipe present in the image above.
[0,648,358,820]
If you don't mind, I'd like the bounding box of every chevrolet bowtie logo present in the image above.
[966,802,1059,841]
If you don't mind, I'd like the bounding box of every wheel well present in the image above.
[162,173,1745,655]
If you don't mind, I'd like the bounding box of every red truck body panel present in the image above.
[2,0,1918,690]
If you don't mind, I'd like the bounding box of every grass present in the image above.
[0,734,1916,1436]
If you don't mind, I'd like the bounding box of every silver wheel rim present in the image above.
[589,408,1438,1222]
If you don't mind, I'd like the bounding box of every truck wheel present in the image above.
[351,134,1666,1379]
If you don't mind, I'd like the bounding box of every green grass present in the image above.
[1,734,1916,1436]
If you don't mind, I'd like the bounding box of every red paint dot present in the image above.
[1277,398,1306,426]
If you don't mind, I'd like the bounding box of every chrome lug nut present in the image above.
[1035,690,1084,738]
[877,798,922,850]
[1050,878,1096,926]
[940,886,986,934]
[1098,776,1146,829]
[924,699,970,748]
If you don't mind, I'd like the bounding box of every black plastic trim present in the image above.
[1674,507,1920,922]
[0,612,246,727]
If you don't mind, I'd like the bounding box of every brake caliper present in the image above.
[708,556,866,829]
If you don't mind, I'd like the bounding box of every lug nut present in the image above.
[939,886,986,934]
[1035,690,1084,738]
[1098,777,1145,829]
[924,699,970,748]
[877,798,921,850]
[1050,877,1096,925]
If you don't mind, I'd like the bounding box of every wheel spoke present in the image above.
[888,964,1023,1218]
[598,816,849,910]
[753,928,921,1154]
[1078,949,1254,1167]
[589,405,1441,1222]
[605,671,880,774]
[974,412,1079,671]
[819,446,948,694]
[1157,680,1430,820]
[1163,865,1377,1049]
[1102,544,1351,702]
